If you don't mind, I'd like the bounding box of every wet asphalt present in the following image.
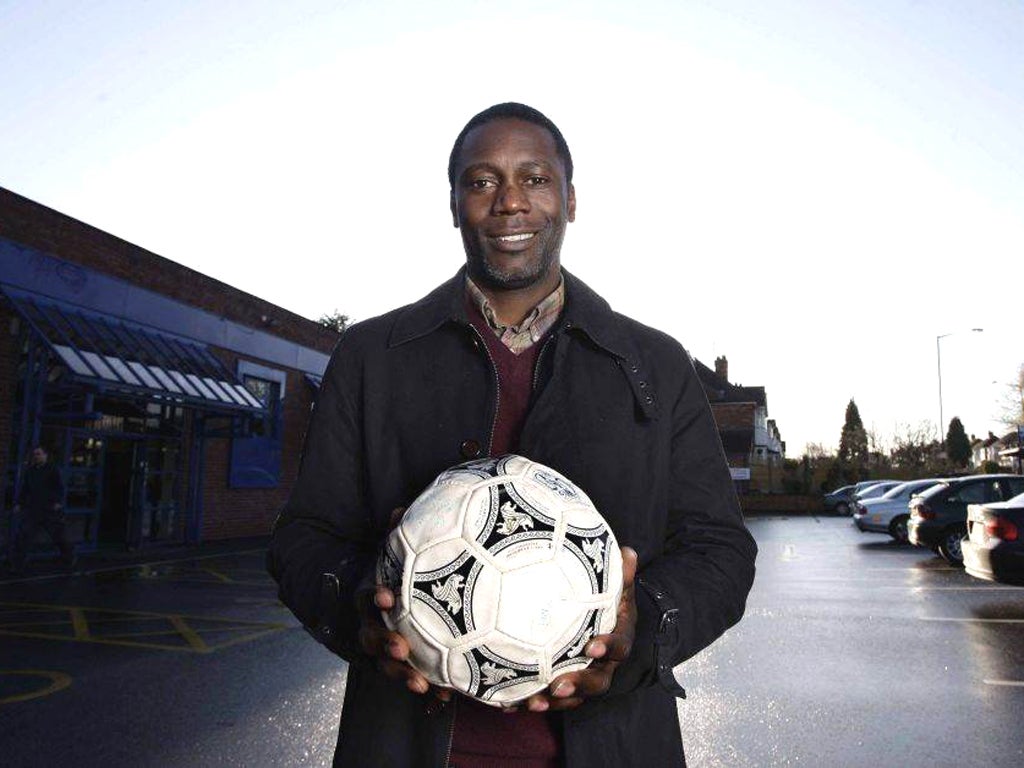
[1,516,1022,767]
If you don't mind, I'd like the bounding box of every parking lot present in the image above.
[2,516,1023,767]
[681,514,1024,767]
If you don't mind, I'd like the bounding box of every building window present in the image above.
[229,363,286,489]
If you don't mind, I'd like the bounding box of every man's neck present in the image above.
[471,269,561,328]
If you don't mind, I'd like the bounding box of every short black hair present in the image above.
[448,102,573,188]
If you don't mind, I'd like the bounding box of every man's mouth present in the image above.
[492,232,535,243]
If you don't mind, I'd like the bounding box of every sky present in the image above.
[1,0,1021,455]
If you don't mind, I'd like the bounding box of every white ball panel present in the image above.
[497,454,533,478]
[561,503,608,531]
[400,480,469,551]
[496,562,574,646]
[401,613,449,687]
[462,484,496,542]
[490,534,557,572]
[504,477,565,528]
[546,604,593,658]
[412,537,472,575]
[554,541,600,597]
[466,561,502,634]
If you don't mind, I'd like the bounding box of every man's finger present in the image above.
[586,630,632,662]
[374,585,396,610]
[548,664,614,701]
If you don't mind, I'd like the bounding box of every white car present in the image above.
[853,479,944,542]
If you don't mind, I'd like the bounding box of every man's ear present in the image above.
[567,183,576,223]
[450,191,459,228]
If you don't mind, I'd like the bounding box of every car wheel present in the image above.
[836,501,850,516]
[937,529,966,566]
[888,516,909,544]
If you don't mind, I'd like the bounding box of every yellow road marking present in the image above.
[170,615,211,653]
[70,608,90,640]
[0,670,72,705]
[984,679,1024,687]
[201,567,234,583]
[0,601,288,654]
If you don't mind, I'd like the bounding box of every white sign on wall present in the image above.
[730,467,751,480]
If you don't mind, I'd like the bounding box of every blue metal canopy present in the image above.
[2,286,266,414]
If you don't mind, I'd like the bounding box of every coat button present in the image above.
[460,439,482,459]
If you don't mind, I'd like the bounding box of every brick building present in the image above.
[1,187,337,557]
[696,355,785,493]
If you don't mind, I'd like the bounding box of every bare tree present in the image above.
[890,421,943,476]
[997,363,1024,428]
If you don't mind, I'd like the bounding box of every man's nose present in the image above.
[492,182,529,215]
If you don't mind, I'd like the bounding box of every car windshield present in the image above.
[883,480,939,500]
[881,483,912,500]
[918,481,951,499]
[859,484,894,499]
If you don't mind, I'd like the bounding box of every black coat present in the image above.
[267,269,757,767]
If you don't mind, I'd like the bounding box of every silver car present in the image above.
[853,479,943,542]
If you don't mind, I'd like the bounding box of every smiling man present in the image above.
[268,103,757,767]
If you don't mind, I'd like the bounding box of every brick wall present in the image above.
[710,402,755,430]
[200,366,315,541]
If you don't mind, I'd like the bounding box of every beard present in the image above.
[462,218,566,292]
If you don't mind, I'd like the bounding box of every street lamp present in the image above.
[936,328,984,442]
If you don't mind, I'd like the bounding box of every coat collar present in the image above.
[388,266,633,361]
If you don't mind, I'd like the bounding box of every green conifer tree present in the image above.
[837,399,868,481]
[946,416,972,468]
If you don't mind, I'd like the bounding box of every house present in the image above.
[971,432,1003,468]
[695,356,785,493]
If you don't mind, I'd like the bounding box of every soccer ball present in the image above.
[376,454,622,707]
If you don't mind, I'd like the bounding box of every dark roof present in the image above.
[694,359,767,407]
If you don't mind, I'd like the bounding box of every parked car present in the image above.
[907,474,1024,564]
[963,492,1024,585]
[851,480,902,505]
[823,484,856,515]
[827,481,898,516]
[853,479,943,542]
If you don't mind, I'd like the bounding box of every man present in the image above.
[9,445,75,573]
[268,103,757,767]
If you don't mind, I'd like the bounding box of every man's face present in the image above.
[31,448,47,465]
[451,118,576,292]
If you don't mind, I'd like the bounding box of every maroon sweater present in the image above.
[448,302,562,768]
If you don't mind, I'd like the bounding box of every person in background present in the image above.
[8,445,75,573]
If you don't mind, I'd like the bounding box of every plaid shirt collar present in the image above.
[465,274,565,355]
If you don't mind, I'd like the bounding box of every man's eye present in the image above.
[525,176,549,186]
[470,179,496,189]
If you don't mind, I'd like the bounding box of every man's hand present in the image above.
[356,507,453,701]
[520,546,639,713]
[357,582,437,695]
